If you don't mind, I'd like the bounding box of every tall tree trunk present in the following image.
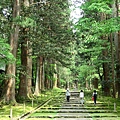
[101,13,110,96]
[44,60,52,89]
[45,71,50,89]
[18,0,32,98]
[3,0,20,103]
[115,29,120,98]
[40,56,44,91]
[19,30,32,97]
[53,64,57,88]
[34,56,44,95]
[18,40,28,97]
[111,0,118,98]
[116,31,120,98]
[57,67,60,88]
[102,48,110,96]
[34,57,40,96]
[114,0,120,98]
[27,42,32,96]
[42,59,45,89]
[110,33,116,98]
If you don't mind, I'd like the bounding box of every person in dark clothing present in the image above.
[92,90,97,105]
[66,88,71,102]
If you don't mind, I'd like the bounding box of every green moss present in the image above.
[30,112,57,117]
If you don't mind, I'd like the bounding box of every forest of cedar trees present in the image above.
[0,0,120,104]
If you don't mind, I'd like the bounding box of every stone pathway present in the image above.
[54,91,92,120]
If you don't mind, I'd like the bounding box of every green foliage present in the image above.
[77,64,96,80]
[59,67,72,82]
[81,0,113,14]
[14,16,35,28]
[91,17,120,35]
[79,0,120,35]
[0,0,15,67]
[87,2,112,14]
[60,78,66,85]
[29,0,74,67]
[0,38,15,66]
[73,0,119,87]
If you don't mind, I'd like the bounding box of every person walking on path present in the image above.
[92,90,97,105]
[79,90,84,105]
[66,88,71,102]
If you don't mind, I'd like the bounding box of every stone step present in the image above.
[55,113,92,118]
[31,113,118,118]
[29,113,92,118]
[63,102,107,104]
[54,118,92,120]
[29,118,93,120]
[58,109,113,113]
[60,106,109,110]
[54,117,119,120]
[37,109,113,113]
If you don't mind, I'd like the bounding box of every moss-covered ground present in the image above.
[0,88,65,120]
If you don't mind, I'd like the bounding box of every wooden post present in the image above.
[114,103,117,112]
[9,107,12,120]
[108,100,110,107]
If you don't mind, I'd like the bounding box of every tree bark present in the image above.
[44,60,52,89]
[40,56,44,91]
[27,42,32,96]
[100,13,110,96]
[34,57,40,96]
[110,33,116,98]
[102,47,110,96]
[18,40,27,97]
[53,64,57,88]
[3,0,20,103]
[18,0,32,98]
[114,0,120,98]
[34,56,44,95]
[116,31,120,98]
[56,65,61,88]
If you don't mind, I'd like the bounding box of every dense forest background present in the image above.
[0,0,120,104]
